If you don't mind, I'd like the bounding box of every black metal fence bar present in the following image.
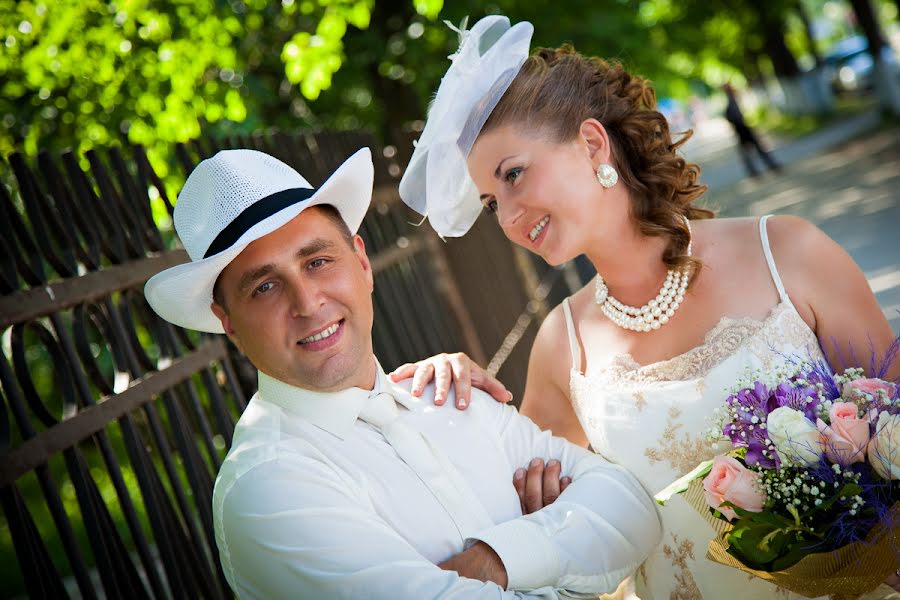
[0,250,189,329]
[0,338,227,487]
[0,141,245,599]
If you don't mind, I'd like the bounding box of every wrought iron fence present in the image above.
[0,128,587,598]
[0,129,490,598]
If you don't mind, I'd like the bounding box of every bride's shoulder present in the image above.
[691,216,763,263]
[530,296,586,366]
[533,301,573,351]
[694,215,823,257]
[693,215,758,239]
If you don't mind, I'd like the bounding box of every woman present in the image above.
[395,15,899,599]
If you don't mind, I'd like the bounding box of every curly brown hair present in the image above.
[481,45,713,276]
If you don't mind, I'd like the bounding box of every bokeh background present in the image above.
[4,0,899,178]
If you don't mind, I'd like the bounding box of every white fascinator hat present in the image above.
[145,148,373,333]
[399,15,533,237]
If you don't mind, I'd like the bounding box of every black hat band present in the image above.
[203,187,317,258]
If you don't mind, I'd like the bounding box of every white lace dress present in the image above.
[563,216,842,599]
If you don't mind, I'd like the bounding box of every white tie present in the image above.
[359,391,494,541]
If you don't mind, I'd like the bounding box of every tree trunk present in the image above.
[795,0,835,114]
[848,0,886,52]
[753,4,801,78]
[847,0,900,114]
[743,47,765,87]
[795,1,822,68]
[363,0,426,157]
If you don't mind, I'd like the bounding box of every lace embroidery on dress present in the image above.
[633,391,648,412]
[645,406,716,475]
[662,534,702,600]
[573,301,818,387]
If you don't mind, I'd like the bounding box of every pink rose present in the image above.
[702,455,766,521]
[817,402,870,465]
[843,378,897,402]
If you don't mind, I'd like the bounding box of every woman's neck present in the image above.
[585,226,673,307]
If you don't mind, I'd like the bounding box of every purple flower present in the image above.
[770,383,820,421]
[744,426,781,469]
[723,382,781,469]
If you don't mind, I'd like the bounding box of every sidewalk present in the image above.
[697,118,900,332]
[684,110,883,191]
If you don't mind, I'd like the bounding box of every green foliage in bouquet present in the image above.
[718,477,865,572]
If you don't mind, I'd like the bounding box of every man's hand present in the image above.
[514,458,572,515]
[438,541,508,589]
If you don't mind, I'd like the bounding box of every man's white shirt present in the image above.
[212,359,661,599]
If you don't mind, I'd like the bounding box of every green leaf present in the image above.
[726,521,786,567]
[654,460,713,505]
[718,502,795,529]
[770,538,819,571]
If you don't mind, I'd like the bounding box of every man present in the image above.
[722,82,781,178]
[145,148,661,599]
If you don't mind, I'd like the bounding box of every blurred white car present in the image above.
[823,35,898,93]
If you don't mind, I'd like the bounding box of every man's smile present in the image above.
[297,319,345,350]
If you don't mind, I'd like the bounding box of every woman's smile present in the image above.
[527,215,550,244]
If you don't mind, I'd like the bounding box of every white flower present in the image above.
[767,407,825,466]
[868,411,900,480]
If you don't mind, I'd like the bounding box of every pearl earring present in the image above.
[596,163,618,188]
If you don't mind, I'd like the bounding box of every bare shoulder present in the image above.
[698,214,833,272]
[763,215,844,278]
[764,214,829,248]
[690,216,763,259]
[764,215,876,328]
[522,298,589,446]
[530,301,574,377]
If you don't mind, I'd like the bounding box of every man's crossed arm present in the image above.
[439,458,571,588]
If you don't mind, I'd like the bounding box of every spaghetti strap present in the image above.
[562,298,583,374]
[758,215,795,309]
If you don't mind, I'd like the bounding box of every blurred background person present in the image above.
[722,82,782,178]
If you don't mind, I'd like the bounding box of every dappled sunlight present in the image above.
[748,187,814,215]
[867,268,900,296]
[858,194,895,216]
[814,187,866,221]
[800,151,849,173]
[861,160,900,186]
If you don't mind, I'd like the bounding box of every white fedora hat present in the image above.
[145,147,373,333]
[399,16,533,237]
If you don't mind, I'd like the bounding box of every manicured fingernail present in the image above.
[514,469,526,480]
[530,458,542,467]
[547,459,559,468]
[506,391,513,402]
[459,399,467,408]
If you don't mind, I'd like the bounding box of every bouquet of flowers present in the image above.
[656,357,900,598]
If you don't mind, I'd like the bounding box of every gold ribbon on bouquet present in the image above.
[681,479,900,599]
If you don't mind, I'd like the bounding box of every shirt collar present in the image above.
[257,357,408,440]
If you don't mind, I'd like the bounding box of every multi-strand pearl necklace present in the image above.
[594,221,693,333]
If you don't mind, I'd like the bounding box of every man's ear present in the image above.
[211,302,241,350]
[352,234,374,292]
[579,118,613,166]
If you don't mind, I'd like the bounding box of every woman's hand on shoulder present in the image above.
[388,353,513,409]
[767,215,897,377]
